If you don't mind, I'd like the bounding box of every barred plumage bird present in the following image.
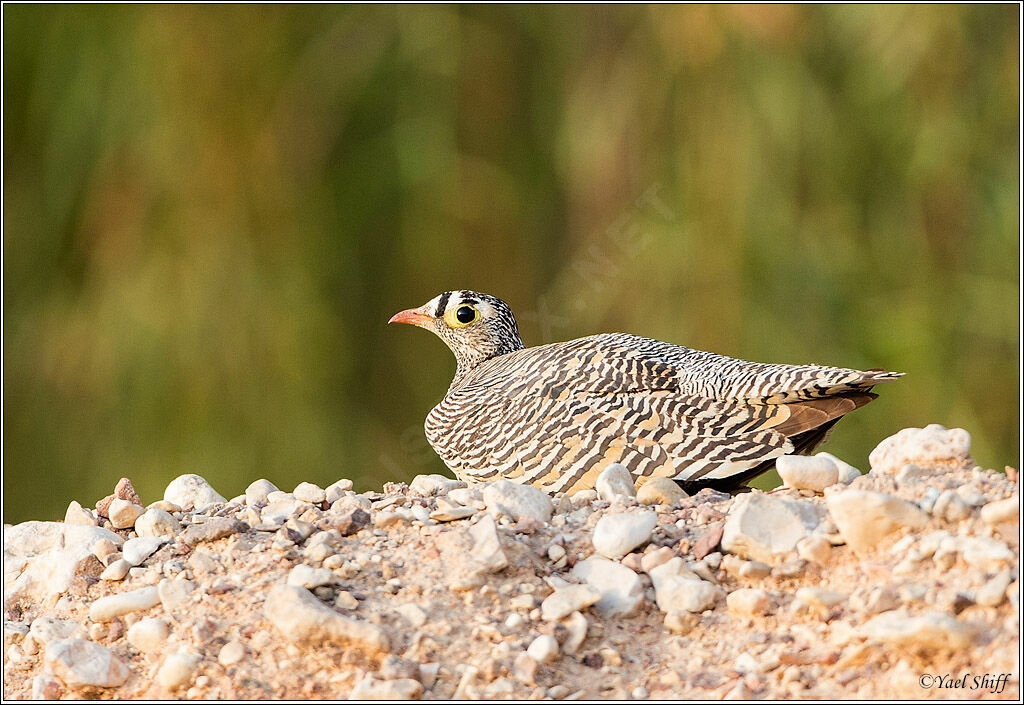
[389,290,901,495]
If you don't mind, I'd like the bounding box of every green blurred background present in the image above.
[3,5,1019,523]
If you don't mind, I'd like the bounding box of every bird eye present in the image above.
[447,304,480,328]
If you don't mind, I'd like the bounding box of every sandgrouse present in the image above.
[389,290,901,495]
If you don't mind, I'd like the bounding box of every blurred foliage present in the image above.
[3,5,1019,523]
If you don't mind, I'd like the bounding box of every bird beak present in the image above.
[388,307,433,328]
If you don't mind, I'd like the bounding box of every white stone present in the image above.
[108,499,146,529]
[287,564,336,589]
[218,640,246,666]
[409,474,466,497]
[29,618,85,645]
[4,521,123,605]
[134,509,181,538]
[796,535,832,565]
[122,536,167,566]
[981,497,1019,525]
[263,585,389,653]
[127,618,169,652]
[540,584,602,621]
[817,453,861,483]
[45,638,129,688]
[976,571,1013,607]
[595,463,637,502]
[262,500,301,526]
[649,558,723,613]
[90,586,160,621]
[860,610,978,650]
[571,557,644,617]
[592,511,657,560]
[349,676,424,700]
[396,603,427,628]
[825,490,929,554]
[483,481,553,524]
[164,474,226,510]
[64,501,97,526]
[636,477,688,506]
[721,493,821,562]
[726,588,771,616]
[796,587,847,609]
[245,479,279,505]
[869,425,972,474]
[293,482,326,504]
[100,559,131,581]
[776,455,839,492]
[158,578,195,611]
[526,634,559,663]
[469,515,508,573]
[560,611,588,655]
[325,479,355,504]
[956,536,1013,572]
[157,651,201,689]
[932,490,972,521]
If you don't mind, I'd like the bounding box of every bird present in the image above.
[389,290,902,495]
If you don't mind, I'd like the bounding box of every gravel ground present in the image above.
[3,424,1019,700]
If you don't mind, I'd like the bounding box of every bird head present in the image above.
[389,290,524,371]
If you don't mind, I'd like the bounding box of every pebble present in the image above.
[975,571,1013,607]
[431,500,476,522]
[796,535,832,565]
[122,536,168,566]
[90,586,160,621]
[649,558,722,613]
[981,496,1019,525]
[825,490,929,554]
[595,463,637,501]
[483,480,554,524]
[592,511,657,559]
[92,538,119,562]
[158,578,196,611]
[32,674,62,699]
[721,493,821,562]
[293,482,326,504]
[816,452,861,483]
[324,479,355,504]
[726,588,772,616]
[860,610,978,650]
[5,522,124,603]
[288,564,336,589]
[29,618,85,644]
[164,473,227,510]
[640,546,675,574]
[527,634,559,663]
[395,603,427,627]
[218,640,246,667]
[180,517,246,545]
[245,479,279,505]
[134,508,182,538]
[108,499,147,529]
[126,618,169,652]
[44,638,129,688]
[560,611,588,655]
[776,455,839,492]
[956,536,1013,572]
[157,651,201,689]
[571,557,644,617]
[540,584,602,621]
[636,477,688,506]
[869,424,972,474]
[409,474,467,497]
[335,591,359,610]
[469,514,508,572]
[896,464,926,486]
[101,559,131,581]
[512,652,538,685]
[148,500,182,513]
[932,490,972,521]
[664,610,700,635]
[263,585,390,653]
[796,587,847,610]
[350,676,424,700]
[64,500,97,526]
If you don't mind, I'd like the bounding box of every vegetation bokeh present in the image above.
[4,5,1019,523]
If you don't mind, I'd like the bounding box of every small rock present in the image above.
[325,507,371,536]
[572,557,644,617]
[335,591,359,610]
[640,546,676,574]
[776,455,839,492]
[691,523,724,560]
[796,587,847,609]
[483,480,554,524]
[218,640,246,667]
[147,500,182,513]
[540,584,602,621]
[592,511,657,559]
[122,536,168,566]
[975,571,1013,607]
[727,588,772,616]
[127,618,169,652]
[869,425,973,474]
[981,496,1018,525]
[324,479,355,504]
[100,559,131,581]
[816,452,861,483]
[31,674,63,699]
[932,490,972,522]
[45,638,129,688]
[595,463,637,502]
[860,610,978,650]
[245,479,279,505]
[527,634,559,663]
[430,503,477,522]
[740,560,772,579]
[264,585,389,653]
[90,586,160,621]
[649,558,722,613]
[158,578,196,611]
[134,508,181,538]
[469,515,508,573]
[107,499,146,530]
[664,610,700,635]
[512,652,538,685]
[164,474,227,510]
[349,676,423,700]
[637,477,688,506]
[722,493,821,562]
[956,536,1013,572]
[96,478,143,517]
[796,535,832,565]
[825,490,929,554]
[294,482,327,504]
[92,538,119,562]
[409,474,466,497]
[395,603,427,627]
[896,464,926,486]
[29,618,85,645]
[64,501,97,526]
[180,517,246,545]
[157,651,201,689]
[560,611,588,655]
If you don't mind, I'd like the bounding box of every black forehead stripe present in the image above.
[435,291,451,318]
[461,298,478,306]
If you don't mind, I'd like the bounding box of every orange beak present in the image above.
[388,308,433,327]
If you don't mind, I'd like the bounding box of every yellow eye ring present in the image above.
[446,304,480,328]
